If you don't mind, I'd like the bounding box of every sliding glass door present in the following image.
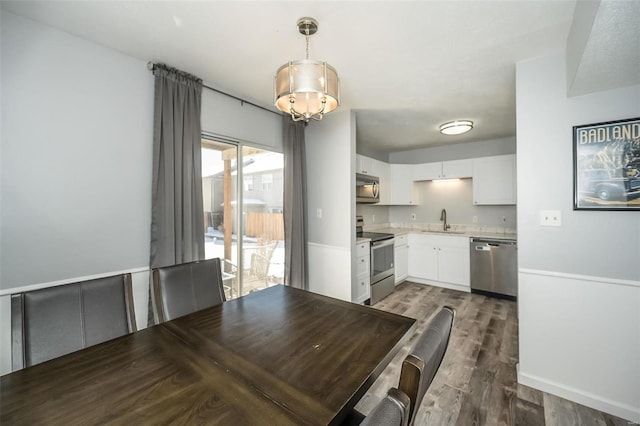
[240,146,284,294]
[202,139,284,299]
[202,139,239,299]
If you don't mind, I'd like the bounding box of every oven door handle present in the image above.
[371,238,394,249]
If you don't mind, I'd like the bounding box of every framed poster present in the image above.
[573,117,640,210]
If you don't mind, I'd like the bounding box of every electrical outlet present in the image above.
[316,208,322,219]
[540,210,561,226]
[372,214,376,223]
[411,213,416,221]
[472,216,478,223]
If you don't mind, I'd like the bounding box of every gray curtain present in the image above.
[150,64,204,269]
[283,116,308,290]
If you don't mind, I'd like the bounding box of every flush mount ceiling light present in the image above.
[439,120,474,135]
[274,17,340,122]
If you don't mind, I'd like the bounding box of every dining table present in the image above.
[1,284,417,425]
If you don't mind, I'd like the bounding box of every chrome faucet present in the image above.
[440,208,451,231]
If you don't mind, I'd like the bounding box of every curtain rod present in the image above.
[147,62,281,117]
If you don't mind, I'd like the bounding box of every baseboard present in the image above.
[518,365,640,423]
[406,276,471,293]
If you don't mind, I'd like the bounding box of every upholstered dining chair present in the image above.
[151,257,226,323]
[11,273,136,371]
[359,388,411,426]
[399,306,455,426]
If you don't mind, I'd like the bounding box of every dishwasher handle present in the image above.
[471,238,517,246]
[474,245,491,251]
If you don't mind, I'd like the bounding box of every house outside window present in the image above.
[244,176,253,191]
[262,173,273,191]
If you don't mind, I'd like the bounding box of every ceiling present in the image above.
[2,1,638,154]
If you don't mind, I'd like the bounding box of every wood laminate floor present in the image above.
[354,281,635,426]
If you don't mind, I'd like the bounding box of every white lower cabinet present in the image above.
[394,234,408,284]
[407,233,470,291]
[355,242,371,304]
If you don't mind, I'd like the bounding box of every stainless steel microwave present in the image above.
[356,173,380,204]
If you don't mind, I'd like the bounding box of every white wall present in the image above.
[516,52,640,422]
[305,111,356,301]
[1,12,154,289]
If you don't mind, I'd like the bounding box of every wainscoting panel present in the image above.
[518,269,640,423]
[307,242,352,302]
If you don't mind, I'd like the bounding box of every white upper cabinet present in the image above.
[375,159,391,205]
[390,164,416,205]
[442,159,473,179]
[414,159,472,180]
[413,162,442,181]
[472,154,517,205]
[356,154,374,175]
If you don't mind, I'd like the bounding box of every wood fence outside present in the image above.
[246,212,284,241]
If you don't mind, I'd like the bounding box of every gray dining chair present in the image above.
[399,306,455,426]
[11,273,136,371]
[359,388,411,426]
[151,257,226,323]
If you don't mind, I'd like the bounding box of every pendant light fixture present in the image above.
[274,17,340,122]
[439,120,474,135]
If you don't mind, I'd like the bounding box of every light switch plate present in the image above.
[540,210,561,226]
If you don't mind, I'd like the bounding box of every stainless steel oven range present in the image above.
[356,216,395,304]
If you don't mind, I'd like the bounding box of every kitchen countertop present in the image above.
[365,226,517,241]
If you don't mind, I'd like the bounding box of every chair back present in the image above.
[152,257,225,323]
[11,274,136,370]
[399,306,455,426]
[360,388,411,426]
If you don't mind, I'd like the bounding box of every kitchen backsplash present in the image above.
[356,178,517,230]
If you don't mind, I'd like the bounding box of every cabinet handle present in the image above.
[361,259,365,263]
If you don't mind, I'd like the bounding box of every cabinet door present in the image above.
[356,255,370,276]
[438,246,470,286]
[442,159,472,179]
[356,154,373,175]
[390,164,415,205]
[413,162,442,181]
[355,274,371,303]
[408,240,438,281]
[394,245,409,284]
[376,160,391,205]
[472,155,516,205]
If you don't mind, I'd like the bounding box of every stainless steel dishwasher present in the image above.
[470,238,518,300]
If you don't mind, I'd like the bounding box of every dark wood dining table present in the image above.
[1,284,416,425]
